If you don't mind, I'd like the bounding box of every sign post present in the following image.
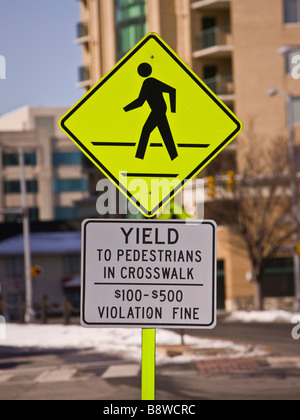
[81,219,216,400]
[142,328,156,400]
[60,32,242,401]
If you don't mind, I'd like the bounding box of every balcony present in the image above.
[193,26,233,59]
[192,0,230,11]
[74,22,90,45]
[203,75,235,103]
[76,66,92,89]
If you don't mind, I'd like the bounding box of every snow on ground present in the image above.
[1,323,268,365]
[226,310,299,324]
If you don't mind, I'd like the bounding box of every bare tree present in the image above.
[207,129,294,310]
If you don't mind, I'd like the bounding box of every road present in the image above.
[0,319,299,400]
[181,319,300,357]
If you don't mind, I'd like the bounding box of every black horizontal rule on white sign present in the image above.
[81,220,216,329]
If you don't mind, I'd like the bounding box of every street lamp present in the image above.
[267,86,300,311]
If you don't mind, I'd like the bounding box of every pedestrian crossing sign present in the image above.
[60,33,242,217]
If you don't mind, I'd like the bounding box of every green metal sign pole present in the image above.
[141,213,157,401]
[141,328,156,400]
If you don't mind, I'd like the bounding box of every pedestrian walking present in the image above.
[124,62,178,161]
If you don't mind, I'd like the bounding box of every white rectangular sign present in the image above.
[81,219,216,329]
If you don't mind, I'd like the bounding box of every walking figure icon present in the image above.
[124,63,178,161]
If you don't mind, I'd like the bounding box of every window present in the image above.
[262,258,294,297]
[295,146,300,171]
[115,0,146,60]
[5,207,39,223]
[284,0,300,23]
[285,49,300,74]
[55,206,77,220]
[4,180,38,194]
[64,255,80,275]
[2,152,36,167]
[5,257,23,277]
[52,178,88,193]
[52,152,83,166]
[292,97,300,124]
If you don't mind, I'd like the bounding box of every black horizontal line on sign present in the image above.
[121,173,179,178]
[92,142,136,147]
[94,283,204,287]
[177,144,210,148]
[91,142,210,148]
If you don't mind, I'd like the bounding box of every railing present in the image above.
[76,22,89,39]
[203,75,234,95]
[195,26,232,50]
[78,66,90,82]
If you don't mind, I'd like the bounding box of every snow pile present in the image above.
[227,310,297,324]
[1,323,269,364]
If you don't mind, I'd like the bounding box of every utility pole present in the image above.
[268,87,300,311]
[18,148,33,323]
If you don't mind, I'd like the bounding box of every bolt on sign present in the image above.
[59,33,242,217]
[81,219,216,329]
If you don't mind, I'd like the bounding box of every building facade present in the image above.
[0,106,89,222]
[74,0,300,310]
[0,231,81,320]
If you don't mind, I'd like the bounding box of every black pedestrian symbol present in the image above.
[124,63,178,161]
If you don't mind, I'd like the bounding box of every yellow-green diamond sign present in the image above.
[60,33,242,217]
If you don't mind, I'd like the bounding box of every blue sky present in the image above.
[0,0,83,115]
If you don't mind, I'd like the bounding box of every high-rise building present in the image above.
[74,0,300,310]
[75,0,300,140]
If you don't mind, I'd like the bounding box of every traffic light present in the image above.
[206,176,215,197]
[226,170,235,191]
[158,199,193,220]
[31,265,41,278]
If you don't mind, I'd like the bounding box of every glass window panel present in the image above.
[2,152,36,167]
[5,257,23,277]
[55,206,78,220]
[115,0,146,60]
[4,180,37,193]
[292,97,300,124]
[53,178,88,193]
[284,0,300,23]
[52,152,82,165]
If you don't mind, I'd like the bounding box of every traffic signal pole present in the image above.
[18,148,33,323]
[141,214,156,401]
